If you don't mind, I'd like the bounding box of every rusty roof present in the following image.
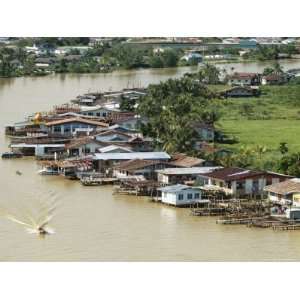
[66,137,105,149]
[264,178,300,195]
[202,167,265,181]
[170,153,205,167]
[229,72,259,80]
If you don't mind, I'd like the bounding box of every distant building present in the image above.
[228,72,260,86]
[180,52,202,63]
[239,39,257,49]
[193,122,215,142]
[221,86,260,97]
[261,73,288,85]
[54,46,91,55]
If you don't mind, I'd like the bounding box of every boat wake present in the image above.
[0,191,58,237]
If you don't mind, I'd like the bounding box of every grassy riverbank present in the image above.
[214,85,300,153]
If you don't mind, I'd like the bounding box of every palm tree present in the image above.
[254,145,268,160]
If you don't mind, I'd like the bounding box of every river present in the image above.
[1,62,300,261]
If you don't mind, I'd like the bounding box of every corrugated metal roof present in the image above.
[99,145,132,153]
[11,143,65,148]
[157,167,221,175]
[92,152,170,161]
[45,117,108,127]
[158,184,199,193]
[201,167,264,181]
[170,153,205,167]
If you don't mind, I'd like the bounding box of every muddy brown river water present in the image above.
[1,64,300,261]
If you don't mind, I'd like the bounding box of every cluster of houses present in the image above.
[4,82,300,218]
[219,71,296,98]
[5,42,112,74]
[4,99,299,211]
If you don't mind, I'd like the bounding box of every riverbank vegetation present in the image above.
[1,37,300,78]
[243,44,298,61]
[135,71,300,176]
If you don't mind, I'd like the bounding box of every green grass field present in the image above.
[219,119,300,152]
[214,85,300,153]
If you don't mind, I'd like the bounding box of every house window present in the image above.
[266,177,272,185]
[84,148,91,154]
[96,113,101,117]
[236,181,245,190]
[102,112,107,117]
[54,126,61,133]
[88,112,93,116]
[194,193,200,199]
[64,124,71,133]
[187,193,193,200]
[178,194,184,200]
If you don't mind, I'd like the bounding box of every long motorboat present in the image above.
[37,167,59,175]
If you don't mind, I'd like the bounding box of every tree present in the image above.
[119,96,136,112]
[55,58,68,73]
[23,56,36,75]
[161,49,178,67]
[137,77,216,153]
[273,61,283,73]
[279,152,300,176]
[149,55,164,68]
[193,63,220,84]
[279,142,289,155]
[111,45,145,69]
[263,67,275,76]
[254,145,268,160]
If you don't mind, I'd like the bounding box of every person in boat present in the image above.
[38,226,49,235]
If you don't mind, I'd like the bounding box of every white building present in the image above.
[158,184,208,206]
[80,106,117,118]
[264,178,300,206]
[157,167,220,185]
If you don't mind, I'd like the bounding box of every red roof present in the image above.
[229,72,258,80]
[202,167,264,181]
[264,74,284,81]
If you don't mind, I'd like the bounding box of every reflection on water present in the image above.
[1,63,300,261]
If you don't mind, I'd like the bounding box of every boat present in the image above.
[37,167,59,175]
[1,152,23,159]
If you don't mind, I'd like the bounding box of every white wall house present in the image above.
[264,178,300,206]
[45,118,108,136]
[158,184,206,206]
[80,106,116,118]
[198,167,291,197]
[67,140,104,157]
